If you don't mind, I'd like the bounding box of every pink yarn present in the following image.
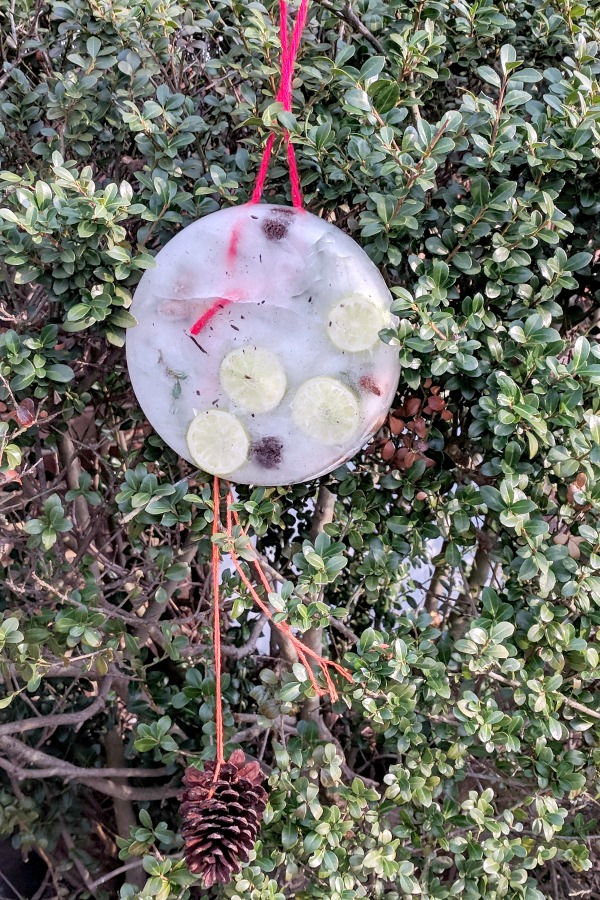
[192,2,309,325]
[251,0,310,208]
[190,299,232,336]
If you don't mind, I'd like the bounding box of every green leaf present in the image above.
[0,690,23,710]
[105,246,131,263]
[360,57,386,81]
[344,89,371,112]
[572,336,590,370]
[86,36,101,57]
[566,252,592,271]
[500,45,519,75]
[471,175,490,207]
[479,486,504,512]
[14,267,42,285]
[110,309,138,328]
[490,622,515,643]
[281,823,299,850]
[477,66,501,88]
[279,682,301,701]
[588,415,600,445]
[46,364,74,383]
[526,431,539,459]
[277,110,297,131]
[0,171,23,183]
[369,80,400,114]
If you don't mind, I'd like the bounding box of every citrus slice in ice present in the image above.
[186,410,249,475]
[326,295,388,352]
[291,377,360,445]
[220,346,287,413]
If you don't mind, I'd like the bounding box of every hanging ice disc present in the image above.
[126,203,400,485]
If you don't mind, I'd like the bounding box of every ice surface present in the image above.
[126,203,400,485]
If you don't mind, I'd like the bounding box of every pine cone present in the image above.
[181,749,267,887]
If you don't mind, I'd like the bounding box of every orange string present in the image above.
[212,476,225,772]
[226,491,353,699]
[209,479,353,772]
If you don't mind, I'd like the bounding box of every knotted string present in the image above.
[210,476,352,768]
[251,0,310,208]
[226,492,353,699]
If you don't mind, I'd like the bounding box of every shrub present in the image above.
[1,1,600,898]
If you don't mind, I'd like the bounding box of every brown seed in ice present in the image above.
[262,218,288,241]
[359,375,382,396]
[250,436,283,469]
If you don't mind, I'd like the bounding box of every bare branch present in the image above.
[86,860,152,893]
[222,612,267,659]
[316,0,384,52]
[486,671,600,722]
[104,716,146,888]
[134,541,199,646]
[302,486,336,724]
[313,716,379,790]
[0,736,181,800]
[329,618,358,643]
[0,677,112,736]
[61,828,100,898]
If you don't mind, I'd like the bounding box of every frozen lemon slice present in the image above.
[186,410,249,475]
[220,346,287,413]
[326,295,388,352]
[291,377,360,445]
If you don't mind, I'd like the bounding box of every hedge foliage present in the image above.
[1,0,600,898]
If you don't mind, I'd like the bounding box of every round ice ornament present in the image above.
[126,203,400,485]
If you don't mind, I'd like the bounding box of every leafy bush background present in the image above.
[1,0,600,897]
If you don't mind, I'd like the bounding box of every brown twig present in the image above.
[85,860,152,893]
[61,828,99,898]
[302,486,337,723]
[316,0,384,53]
[0,677,113,736]
[0,736,181,800]
[486,671,600,721]
[222,613,267,658]
[392,119,450,220]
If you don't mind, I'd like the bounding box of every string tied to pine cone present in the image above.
[181,750,267,887]
[178,2,356,887]
[179,475,352,887]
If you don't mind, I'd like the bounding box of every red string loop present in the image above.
[251,0,309,207]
